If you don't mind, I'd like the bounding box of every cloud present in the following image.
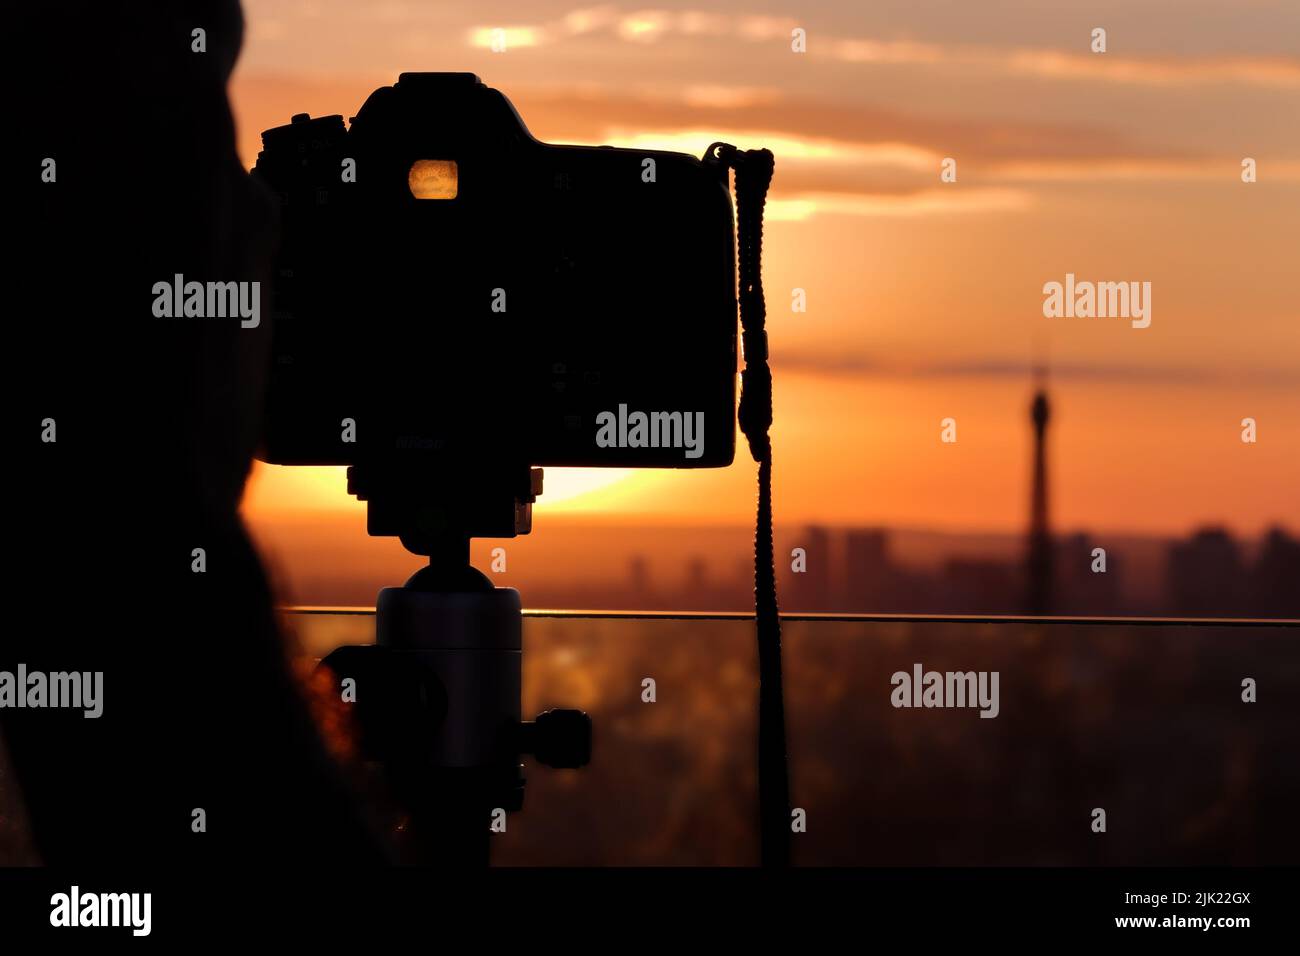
[506,87,1265,195]
[467,25,545,50]
[463,9,786,51]
[509,87,1195,166]
[999,49,1300,89]
[464,8,1300,88]
[680,85,781,109]
[765,188,1031,221]
[770,352,1300,386]
[598,128,942,168]
[994,158,1300,182]
[826,37,1300,89]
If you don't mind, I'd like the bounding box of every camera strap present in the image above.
[713,144,790,867]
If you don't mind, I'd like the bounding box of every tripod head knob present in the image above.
[520,709,592,769]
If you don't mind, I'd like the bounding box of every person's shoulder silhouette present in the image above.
[5,0,388,866]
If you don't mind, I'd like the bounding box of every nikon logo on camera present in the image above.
[595,404,705,460]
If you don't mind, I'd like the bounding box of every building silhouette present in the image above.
[785,525,832,610]
[1054,533,1121,615]
[844,528,894,612]
[1165,527,1247,616]
[1252,526,1300,616]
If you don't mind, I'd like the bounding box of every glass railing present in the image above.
[282,609,1298,866]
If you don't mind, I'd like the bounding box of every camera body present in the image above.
[252,73,738,472]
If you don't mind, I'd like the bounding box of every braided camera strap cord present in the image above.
[715,144,790,868]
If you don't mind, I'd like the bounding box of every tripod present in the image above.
[320,461,591,866]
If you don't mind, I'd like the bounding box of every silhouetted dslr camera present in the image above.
[253,73,738,473]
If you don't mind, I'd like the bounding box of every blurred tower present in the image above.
[627,554,652,607]
[683,554,709,610]
[1025,380,1053,614]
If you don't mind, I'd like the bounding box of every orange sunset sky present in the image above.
[229,0,1298,598]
